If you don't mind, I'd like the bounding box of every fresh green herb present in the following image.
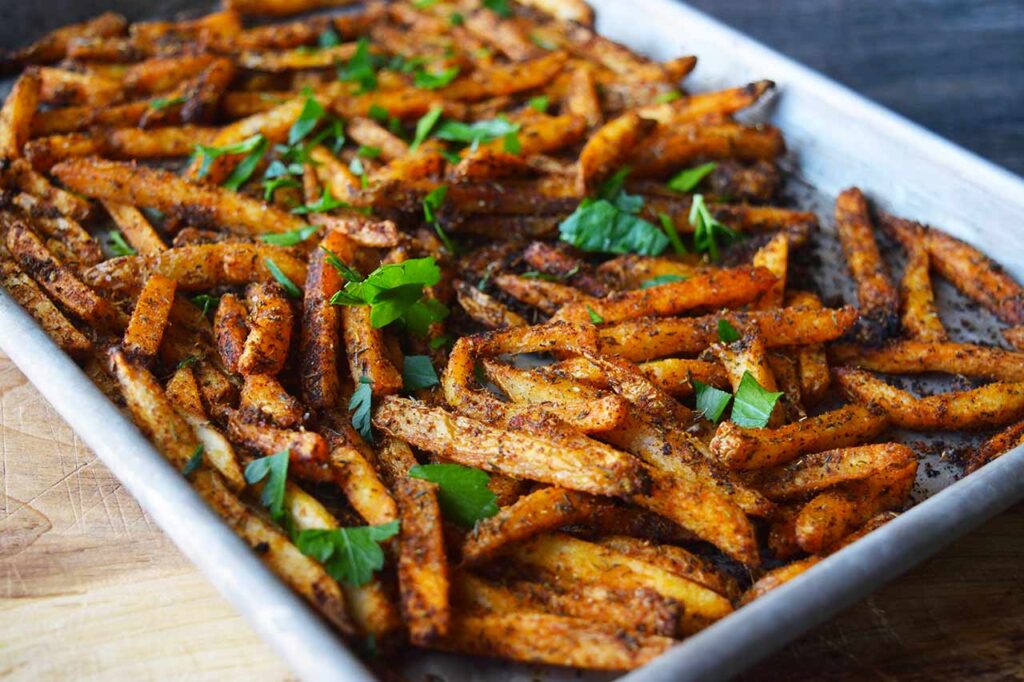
[318,27,341,48]
[320,246,364,282]
[410,106,443,152]
[529,32,557,50]
[149,95,187,111]
[223,136,269,191]
[654,90,682,104]
[586,305,604,324]
[108,231,136,256]
[244,450,290,520]
[668,162,716,193]
[640,274,687,289]
[717,318,741,343]
[502,131,521,154]
[440,149,462,164]
[259,225,319,247]
[329,257,448,337]
[368,103,390,122]
[402,355,440,391]
[414,65,460,90]
[263,258,303,298]
[408,463,498,527]
[289,95,326,145]
[356,145,381,159]
[690,193,738,261]
[449,11,464,25]
[477,266,495,290]
[475,47,493,59]
[657,212,687,256]
[731,371,783,428]
[191,294,220,317]
[294,520,400,586]
[429,335,451,351]
[349,155,366,178]
[423,185,457,253]
[528,95,549,113]
[261,174,302,200]
[337,37,378,93]
[182,444,205,476]
[177,354,200,370]
[349,376,374,443]
[694,380,732,423]
[483,0,512,17]
[414,0,439,7]
[291,187,349,215]
[434,116,520,151]
[194,134,266,181]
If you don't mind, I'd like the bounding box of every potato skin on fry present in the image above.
[123,274,176,363]
[237,282,293,376]
[0,252,91,358]
[395,477,450,646]
[214,293,249,374]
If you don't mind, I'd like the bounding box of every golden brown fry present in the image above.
[518,0,594,24]
[835,187,899,341]
[102,202,166,256]
[123,274,176,363]
[595,254,702,290]
[4,12,127,68]
[240,373,303,428]
[750,442,917,500]
[493,273,591,315]
[831,340,1024,383]
[628,123,785,178]
[711,402,890,471]
[374,396,647,499]
[342,305,403,397]
[752,232,788,309]
[835,367,1024,431]
[455,279,526,329]
[9,191,101,266]
[441,51,568,102]
[462,487,601,565]
[347,116,409,161]
[6,158,91,221]
[899,240,946,341]
[394,477,450,645]
[595,535,739,601]
[965,419,1024,474]
[329,444,398,526]
[238,282,293,376]
[226,411,329,481]
[6,220,125,332]
[881,213,1024,326]
[639,80,775,125]
[53,158,309,236]
[0,70,40,162]
[598,305,860,362]
[214,293,249,374]
[300,230,350,408]
[225,0,357,17]
[739,556,820,607]
[564,64,602,128]
[577,112,651,194]
[711,332,783,426]
[784,290,830,404]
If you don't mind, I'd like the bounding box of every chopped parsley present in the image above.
[349,376,374,443]
[414,65,460,90]
[640,274,687,288]
[694,380,732,423]
[330,257,449,337]
[191,293,220,317]
[149,95,187,111]
[244,450,290,521]
[586,305,604,324]
[690,193,739,261]
[259,225,319,247]
[294,520,400,586]
[717,318,741,343]
[668,162,716,193]
[402,355,440,391]
[108,231,136,257]
[731,371,783,428]
[182,444,205,476]
[408,463,498,527]
[263,258,302,298]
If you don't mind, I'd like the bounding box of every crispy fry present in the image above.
[835,187,899,342]
[595,535,739,601]
[784,290,830,404]
[493,273,591,315]
[214,293,249,374]
[226,410,329,481]
[347,116,409,161]
[225,0,357,17]
[3,12,127,69]
[300,230,349,408]
[238,282,293,376]
[898,240,946,341]
[831,340,1024,383]
[442,51,568,102]
[578,112,651,193]
[102,201,166,255]
[965,419,1024,474]
[240,374,303,428]
[628,123,785,178]
[752,232,788,309]
[8,191,102,267]
[330,444,398,526]
[711,331,783,426]
[835,367,1024,431]
[123,274,176,363]
[394,477,450,645]
[739,556,820,607]
[6,158,91,220]
[342,305,403,397]
[37,67,122,107]
[564,64,602,128]
[455,279,527,329]
[0,70,40,162]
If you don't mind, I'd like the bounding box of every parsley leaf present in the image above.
[731,371,783,428]
[191,293,220,316]
[244,450,290,520]
[410,106,443,152]
[349,376,374,443]
[434,116,520,151]
[177,354,200,370]
[320,246,363,282]
[668,162,716,193]
[368,104,389,122]
[182,444,205,476]
[402,355,439,390]
[654,90,682,104]
[318,27,341,48]
[717,318,741,343]
[414,66,460,90]
[194,134,265,181]
[294,520,400,586]
[528,95,549,113]
[502,131,521,154]
[262,175,301,200]
[690,193,739,261]
[291,187,350,215]
[289,95,326,146]
[223,136,269,191]
[108,231,136,256]
[657,212,687,255]
[640,274,687,289]
[149,95,187,111]
[694,380,732,423]
[483,0,512,17]
[423,186,457,253]
[414,0,440,6]
[263,258,302,298]
[329,257,448,337]
[337,37,378,93]
[259,225,319,247]
[586,305,604,324]
[408,463,498,527]
[449,11,464,25]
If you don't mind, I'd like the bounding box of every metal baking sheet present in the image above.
[2,1,1024,680]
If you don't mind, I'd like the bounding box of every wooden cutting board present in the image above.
[0,349,1020,681]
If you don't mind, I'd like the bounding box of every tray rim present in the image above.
[1,1,1023,680]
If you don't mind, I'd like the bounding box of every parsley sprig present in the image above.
[408,463,498,527]
[693,371,783,428]
[690,194,739,261]
[244,450,290,520]
[294,521,400,586]
[349,376,374,443]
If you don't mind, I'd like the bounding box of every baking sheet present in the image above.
[2,1,1024,680]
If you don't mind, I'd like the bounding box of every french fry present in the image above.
[831,340,1024,383]
[454,280,527,329]
[0,71,40,161]
[240,374,303,428]
[493,273,591,315]
[965,419,1024,474]
[37,67,123,107]
[564,64,602,128]
[711,403,890,471]
[598,305,859,362]
[711,331,783,426]
[9,192,101,266]
[300,230,349,408]
[595,535,739,601]
[768,351,805,422]
[225,0,358,17]
[347,116,409,161]
[394,477,450,645]
[214,293,249,374]
[640,80,775,125]
[329,444,398,526]
[226,411,329,481]
[237,44,364,72]
[738,556,820,607]
[123,274,176,363]
[627,123,785,178]
[752,232,788,309]
[52,158,309,236]
[512,532,733,634]
[464,8,541,61]
[784,290,830,404]
[898,240,946,341]
[462,487,602,565]
[835,367,1024,431]
[749,442,917,500]
[881,213,1024,326]
[441,51,568,102]
[309,213,400,248]
[2,12,127,69]
[6,220,126,332]
[238,282,293,376]
[595,254,702,290]
[835,187,899,342]
[6,159,91,221]
[518,0,594,24]
[342,305,403,397]
[577,112,651,193]
[373,396,648,499]
[0,251,91,357]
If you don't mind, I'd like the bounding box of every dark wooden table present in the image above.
[683,2,1024,678]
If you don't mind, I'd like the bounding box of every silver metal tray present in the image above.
[2,1,1023,680]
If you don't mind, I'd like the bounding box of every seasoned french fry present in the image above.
[342,305,403,397]
[3,12,127,69]
[123,274,176,363]
[240,374,303,428]
[53,158,309,236]
[214,293,249,374]
[493,273,591,315]
[225,0,358,17]
[898,240,946,341]
[9,192,101,266]
[835,367,1024,431]
[627,123,785,178]
[0,70,40,161]
[965,419,1024,474]
[394,477,450,645]
[752,232,788,309]
[831,340,1024,383]
[300,230,350,408]
[455,280,527,329]
[518,0,594,24]
[835,187,899,342]
[6,159,91,221]
[37,67,123,107]
[441,51,568,102]
[711,403,890,471]
[238,282,293,376]
[564,63,602,128]
[226,411,329,481]
[102,201,166,255]
[595,535,739,601]
[329,444,398,526]
[711,331,783,426]
[739,556,820,607]
[784,290,830,404]
[577,112,651,193]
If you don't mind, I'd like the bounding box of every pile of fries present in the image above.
[3,0,1024,672]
